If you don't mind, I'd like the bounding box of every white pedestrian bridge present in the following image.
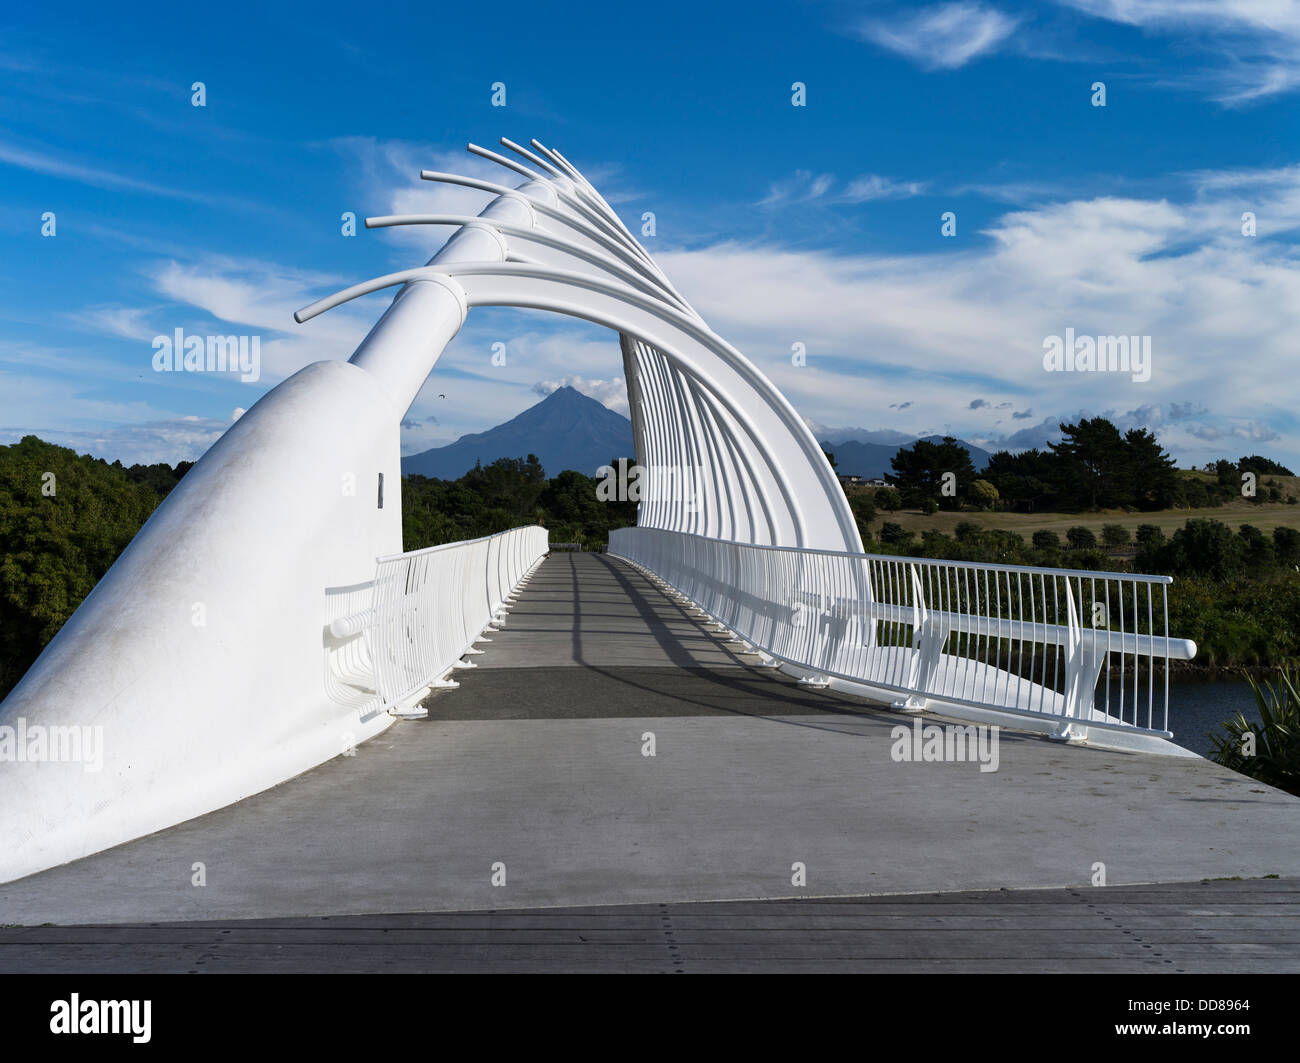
[1,139,1293,921]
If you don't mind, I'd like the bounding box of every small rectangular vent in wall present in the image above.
[377,472,384,509]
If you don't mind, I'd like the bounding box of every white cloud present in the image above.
[0,406,230,466]
[657,165,1300,468]
[856,3,1020,70]
[1232,419,1281,442]
[34,147,1300,474]
[334,137,530,258]
[1060,0,1300,102]
[67,305,159,342]
[144,257,370,383]
[39,416,229,465]
[532,375,629,415]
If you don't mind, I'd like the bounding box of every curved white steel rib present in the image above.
[312,139,862,553]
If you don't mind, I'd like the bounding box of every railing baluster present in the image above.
[607,527,1193,743]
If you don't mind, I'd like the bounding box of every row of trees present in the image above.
[871,517,1299,577]
[881,417,1295,514]
[402,455,638,550]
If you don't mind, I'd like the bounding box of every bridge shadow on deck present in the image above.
[436,551,894,728]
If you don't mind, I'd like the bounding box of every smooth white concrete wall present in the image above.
[0,360,402,884]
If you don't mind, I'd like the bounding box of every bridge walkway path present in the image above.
[1,552,1296,972]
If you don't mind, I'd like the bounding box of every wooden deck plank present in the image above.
[2,877,1296,973]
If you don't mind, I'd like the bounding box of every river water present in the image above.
[1162,679,1263,757]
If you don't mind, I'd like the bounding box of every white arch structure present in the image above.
[296,139,863,553]
[0,138,861,885]
[0,137,1197,886]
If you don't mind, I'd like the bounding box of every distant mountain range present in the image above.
[401,386,991,481]
[401,386,634,479]
[820,436,992,479]
[805,422,917,447]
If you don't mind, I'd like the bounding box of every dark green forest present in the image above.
[0,437,633,698]
[401,455,637,550]
[872,417,1297,514]
[0,436,192,698]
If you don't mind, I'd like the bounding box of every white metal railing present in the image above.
[609,526,1196,739]
[324,577,383,721]
[328,525,548,716]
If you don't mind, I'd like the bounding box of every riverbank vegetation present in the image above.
[1207,669,1300,797]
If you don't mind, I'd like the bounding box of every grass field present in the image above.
[861,475,1300,540]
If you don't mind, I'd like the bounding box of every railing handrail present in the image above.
[371,524,548,712]
[375,522,549,565]
[645,526,1174,584]
[610,525,1193,745]
[855,599,1194,659]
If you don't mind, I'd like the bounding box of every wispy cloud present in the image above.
[66,306,158,342]
[0,415,231,466]
[0,138,232,205]
[1060,0,1300,103]
[760,170,926,207]
[855,3,1020,70]
[332,137,531,258]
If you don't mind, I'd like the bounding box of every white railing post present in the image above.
[897,563,944,712]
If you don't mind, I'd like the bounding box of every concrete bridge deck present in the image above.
[1,552,1297,971]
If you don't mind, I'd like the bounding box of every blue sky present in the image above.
[1,0,1298,468]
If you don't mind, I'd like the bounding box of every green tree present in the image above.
[1123,428,1180,510]
[1048,418,1127,510]
[0,437,166,698]
[873,485,902,512]
[1237,524,1274,570]
[886,437,977,511]
[1032,530,1061,551]
[879,521,913,547]
[849,493,876,541]
[970,478,999,510]
[1135,524,1164,550]
[1239,455,1295,477]
[982,448,1058,512]
[1158,518,1245,581]
[462,455,546,520]
[1101,523,1131,548]
[1207,669,1300,797]
[1274,526,1300,565]
[1066,526,1097,549]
